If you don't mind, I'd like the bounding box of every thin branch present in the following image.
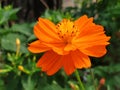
[40,0,49,9]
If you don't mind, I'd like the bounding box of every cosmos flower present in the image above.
[28,15,110,75]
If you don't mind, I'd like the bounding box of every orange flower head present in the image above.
[28,15,110,75]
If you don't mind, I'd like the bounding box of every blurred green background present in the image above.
[0,0,120,90]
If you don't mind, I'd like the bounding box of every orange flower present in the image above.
[28,15,110,75]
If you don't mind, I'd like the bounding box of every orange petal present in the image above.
[46,56,63,75]
[75,15,94,31]
[74,36,110,49]
[71,50,91,69]
[75,15,88,26]
[39,18,57,33]
[44,42,69,55]
[28,40,50,53]
[80,45,108,57]
[62,54,75,75]
[73,24,110,49]
[64,43,76,51]
[34,18,61,43]
[77,25,104,38]
[37,50,62,75]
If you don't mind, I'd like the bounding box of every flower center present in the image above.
[56,19,78,43]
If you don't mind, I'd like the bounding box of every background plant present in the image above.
[0,0,120,90]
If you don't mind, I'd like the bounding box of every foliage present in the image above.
[0,5,20,25]
[0,0,120,90]
[41,10,72,23]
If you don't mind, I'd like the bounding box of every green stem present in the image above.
[90,69,97,90]
[75,70,85,90]
[16,45,20,57]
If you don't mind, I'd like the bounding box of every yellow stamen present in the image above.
[56,19,78,43]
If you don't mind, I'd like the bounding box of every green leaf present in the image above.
[43,84,64,90]
[22,76,36,90]
[0,5,20,25]
[0,11,9,25]
[42,83,67,90]
[12,23,32,37]
[0,65,13,74]
[9,8,20,20]
[27,34,36,42]
[0,79,6,90]
[4,74,20,90]
[1,33,28,53]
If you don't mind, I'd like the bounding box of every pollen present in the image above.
[56,19,78,42]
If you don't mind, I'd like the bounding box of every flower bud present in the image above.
[16,38,20,46]
[18,65,24,71]
[99,78,105,85]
